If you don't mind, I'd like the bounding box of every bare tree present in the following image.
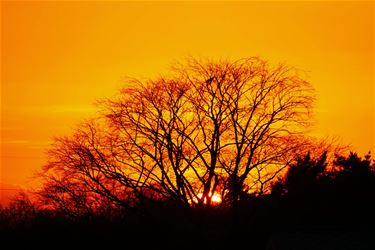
[39,57,315,210]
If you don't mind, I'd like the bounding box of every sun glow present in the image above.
[210,193,222,203]
[191,192,222,205]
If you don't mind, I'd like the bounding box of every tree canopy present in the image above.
[39,57,316,213]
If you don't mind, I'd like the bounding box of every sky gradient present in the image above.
[1,1,374,203]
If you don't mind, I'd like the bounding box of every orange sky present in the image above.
[1,1,374,202]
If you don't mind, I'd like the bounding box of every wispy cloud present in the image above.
[44,104,97,114]
[0,140,51,148]
[1,140,29,144]
[3,104,97,116]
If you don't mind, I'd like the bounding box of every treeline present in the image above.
[1,58,374,248]
[1,151,374,249]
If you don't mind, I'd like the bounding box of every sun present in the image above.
[192,192,222,205]
[210,193,222,203]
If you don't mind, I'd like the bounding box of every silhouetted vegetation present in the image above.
[37,57,316,214]
[1,151,374,248]
[2,58,374,248]
[269,152,375,226]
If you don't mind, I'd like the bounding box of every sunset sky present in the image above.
[1,1,373,203]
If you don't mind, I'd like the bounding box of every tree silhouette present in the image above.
[272,151,375,197]
[270,151,375,227]
[273,152,329,197]
[39,57,315,211]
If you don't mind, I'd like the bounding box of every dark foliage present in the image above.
[1,152,374,249]
[269,152,375,227]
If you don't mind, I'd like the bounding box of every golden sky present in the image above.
[1,1,374,199]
